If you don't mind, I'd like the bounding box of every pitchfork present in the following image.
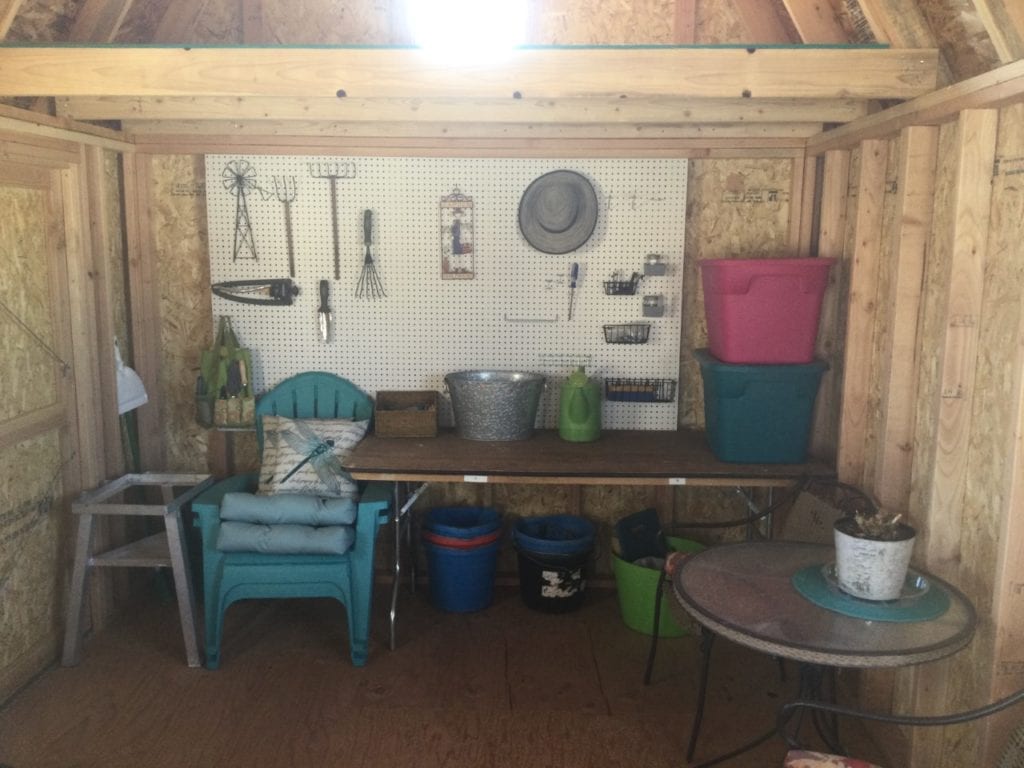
[273,176,297,278]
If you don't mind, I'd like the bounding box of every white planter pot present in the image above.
[833,519,916,601]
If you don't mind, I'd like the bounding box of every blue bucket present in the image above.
[425,506,501,539]
[424,538,500,613]
[513,515,595,556]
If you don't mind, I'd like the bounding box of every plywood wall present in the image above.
[0,431,64,700]
[0,177,65,701]
[828,101,1024,767]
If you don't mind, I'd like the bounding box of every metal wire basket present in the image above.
[605,377,677,402]
[603,272,643,295]
[603,322,651,344]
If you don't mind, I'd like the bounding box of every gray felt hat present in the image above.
[518,170,598,254]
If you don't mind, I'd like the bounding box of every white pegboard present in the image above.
[205,155,687,430]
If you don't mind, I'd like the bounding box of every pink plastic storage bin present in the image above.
[700,257,835,364]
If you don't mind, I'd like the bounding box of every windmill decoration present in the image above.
[279,420,352,496]
[222,158,266,262]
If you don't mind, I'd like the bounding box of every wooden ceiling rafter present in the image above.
[731,0,796,43]
[0,46,940,100]
[151,0,211,43]
[673,0,696,43]
[852,0,955,83]
[781,0,849,42]
[0,0,24,38]
[55,94,870,125]
[119,118,827,142]
[807,56,1024,153]
[972,0,1024,63]
[66,0,137,43]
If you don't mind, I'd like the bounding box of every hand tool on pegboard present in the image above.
[309,162,356,280]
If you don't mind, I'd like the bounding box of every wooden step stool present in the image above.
[62,473,214,668]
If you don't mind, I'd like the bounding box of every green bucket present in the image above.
[612,536,704,637]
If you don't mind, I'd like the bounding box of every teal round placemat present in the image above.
[792,563,950,622]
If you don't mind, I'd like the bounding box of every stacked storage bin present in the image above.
[696,258,835,463]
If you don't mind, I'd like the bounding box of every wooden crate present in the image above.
[374,390,439,437]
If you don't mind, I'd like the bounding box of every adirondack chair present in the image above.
[192,372,390,669]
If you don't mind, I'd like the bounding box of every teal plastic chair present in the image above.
[192,372,390,669]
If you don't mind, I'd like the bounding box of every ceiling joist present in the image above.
[780,0,848,43]
[120,118,825,141]
[0,46,939,100]
[56,94,868,125]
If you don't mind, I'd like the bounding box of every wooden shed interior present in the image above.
[1,1,1024,766]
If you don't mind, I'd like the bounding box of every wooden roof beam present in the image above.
[807,57,1024,153]
[973,0,1024,64]
[853,0,954,83]
[780,0,848,42]
[67,0,136,43]
[0,0,25,38]
[120,118,825,141]
[56,95,869,125]
[0,46,939,101]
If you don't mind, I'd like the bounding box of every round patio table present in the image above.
[669,541,977,766]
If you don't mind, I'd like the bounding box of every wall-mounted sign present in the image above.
[440,188,474,279]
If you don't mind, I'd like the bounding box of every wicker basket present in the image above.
[374,390,439,437]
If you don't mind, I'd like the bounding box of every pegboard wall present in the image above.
[205,155,687,430]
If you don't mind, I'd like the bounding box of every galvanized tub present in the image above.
[445,370,546,441]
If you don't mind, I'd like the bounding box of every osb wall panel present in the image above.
[678,158,794,428]
[0,431,63,703]
[916,0,1001,79]
[5,0,75,41]
[0,170,64,704]
[193,0,242,44]
[529,0,675,44]
[116,0,172,43]
[693,0,747,43]
[149,155,231,473]
[0,184,58,420]
[264,0,396,44]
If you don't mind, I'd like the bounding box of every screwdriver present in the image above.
[568,262,580,320]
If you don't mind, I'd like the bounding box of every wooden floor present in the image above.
[0,585,885,767]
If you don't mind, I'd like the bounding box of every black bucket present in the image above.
[516,547,590,613]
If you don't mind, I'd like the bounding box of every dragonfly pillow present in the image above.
[258,415,369,498]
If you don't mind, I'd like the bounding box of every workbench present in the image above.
[344,428,834,650]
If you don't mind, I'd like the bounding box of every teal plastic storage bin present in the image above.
[694,348,827,463]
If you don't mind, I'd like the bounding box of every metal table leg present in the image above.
[388,481,427,651]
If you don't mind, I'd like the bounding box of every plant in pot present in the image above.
[832,492,917,601]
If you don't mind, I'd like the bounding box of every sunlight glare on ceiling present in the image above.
[407,0,527,64]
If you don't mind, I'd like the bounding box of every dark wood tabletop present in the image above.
[345,428,834,486]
